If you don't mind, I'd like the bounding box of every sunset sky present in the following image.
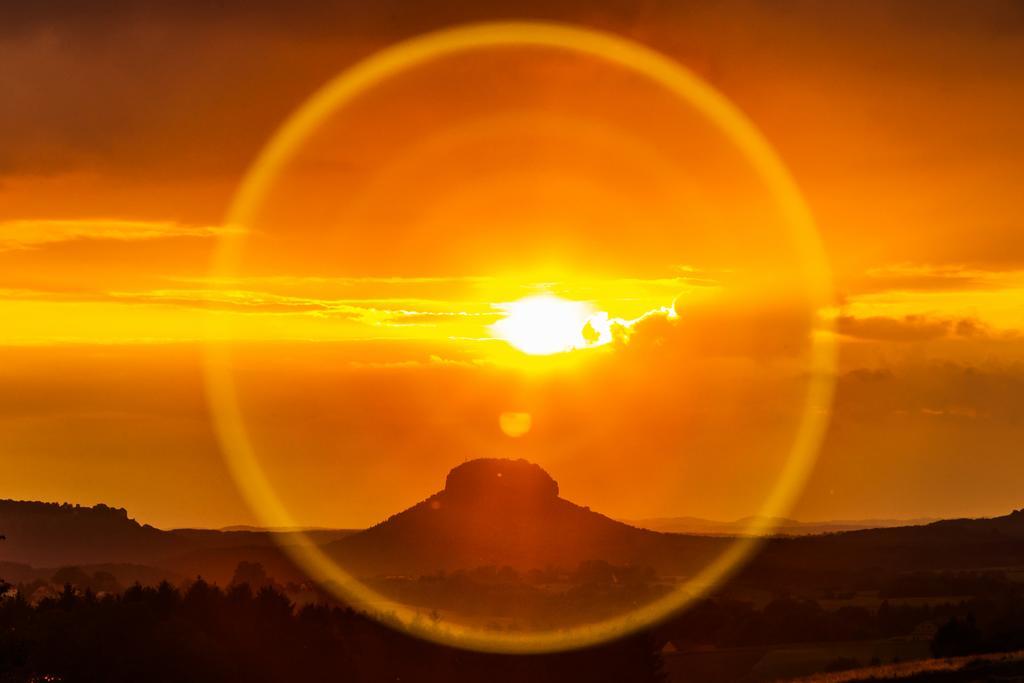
[2,1,1023,530]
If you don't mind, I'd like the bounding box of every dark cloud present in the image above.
[838,315,951,342]
[601,295,816,363]
[0,0,657,177]
[3,0,1022,38]
[834,361,1024,421]
[848,271,990,295]
[2,0,1023,181]
[836,314,991,342]
[794,358,1024,521]
[841,264,1024,296]
[0,0,624,37]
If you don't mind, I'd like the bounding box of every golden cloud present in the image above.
[0,219,237,251]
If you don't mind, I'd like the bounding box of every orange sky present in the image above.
[1,1,1023,529]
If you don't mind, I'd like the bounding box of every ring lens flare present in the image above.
[204,21,836,653]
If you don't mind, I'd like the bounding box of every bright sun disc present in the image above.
[491,295,595,355]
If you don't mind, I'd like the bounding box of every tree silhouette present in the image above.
[0,579,667,683]
[932,613,983,657]
[230,561,272,589]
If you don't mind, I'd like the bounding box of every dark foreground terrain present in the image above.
[0,580,664,683]
[3,574,1024,683]
[3,459,1024,681]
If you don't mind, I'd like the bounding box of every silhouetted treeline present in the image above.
[4,564,1024,682]
[931,595,1024,658]
[653,569,1024,652]
[881,571,1017,599]
[0,580,665,683]
[734,509,1024,583]
[658,592,1024,654]
[657,596,951,648]
[371,559,668,629]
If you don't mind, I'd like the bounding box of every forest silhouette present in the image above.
[0,578,664,683]
[3,569,1024,682]
[3,460,1024,680]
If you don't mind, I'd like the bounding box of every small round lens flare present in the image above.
[499,411,533,437]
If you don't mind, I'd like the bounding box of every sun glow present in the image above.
[491,295,596,355]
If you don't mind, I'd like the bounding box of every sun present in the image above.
[491,295,596,355]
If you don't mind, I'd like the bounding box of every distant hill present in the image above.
[326,459,1024,579]
[628,515,938,536]
[3,466,1024,587]
[326,458,733,577]
[746,507,1024,578]
[0,499,353,584]
[0,500,178,567]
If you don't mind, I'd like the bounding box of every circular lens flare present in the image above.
[205,20,836,654]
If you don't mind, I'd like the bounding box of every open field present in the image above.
[663,639,933,682]
[791,649,1024,682]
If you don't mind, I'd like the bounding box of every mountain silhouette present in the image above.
[327,460,1024,579]
[0,500,178,566]
[628,515,939,536]
[746,507,1024,577]
[0,499,351,583]
[3,467,1024,586]
[327,458,715,576]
